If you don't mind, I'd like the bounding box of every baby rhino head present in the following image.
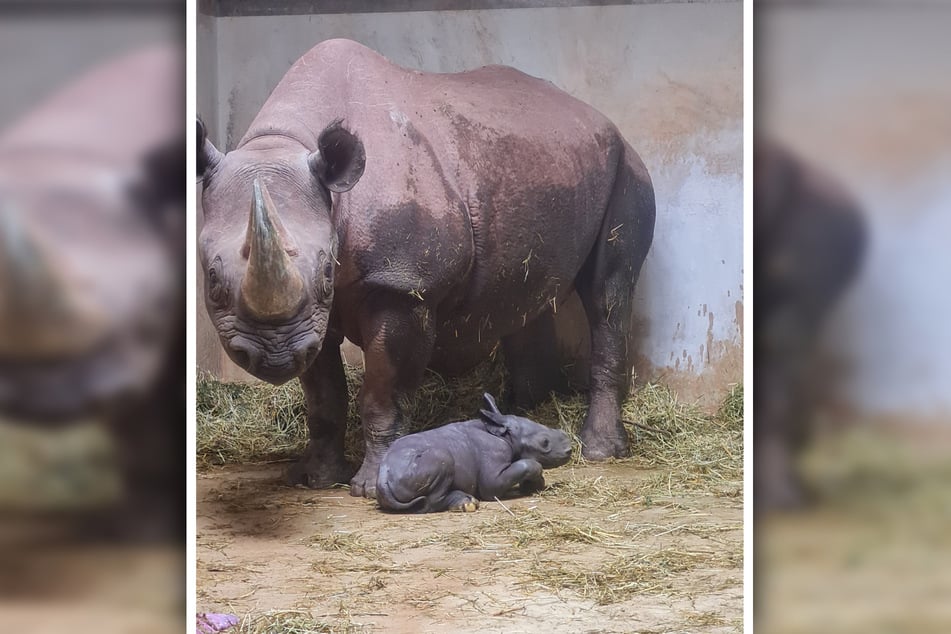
[479,393,572,468]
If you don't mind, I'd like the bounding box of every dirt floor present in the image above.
[0,541,183,634]
[756,424,951,634]
[0,421,184,634]
[197,460,743,633]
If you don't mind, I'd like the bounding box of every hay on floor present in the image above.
[197,362,742,497]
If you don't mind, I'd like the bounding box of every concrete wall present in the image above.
[758,4,951,421]
[197,1,744,404]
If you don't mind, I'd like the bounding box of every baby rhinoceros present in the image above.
[376,393,572,513]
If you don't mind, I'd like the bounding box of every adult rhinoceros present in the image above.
[198,39,655,497]
[0,45,185,536]
[754,140,866,510]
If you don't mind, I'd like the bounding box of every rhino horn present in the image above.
[0,204,105,357]
[240,178,304,320]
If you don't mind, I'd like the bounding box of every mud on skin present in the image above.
[197,39,655,498]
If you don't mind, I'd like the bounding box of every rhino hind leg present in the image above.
[286,335,355,488]
[351,296,436,498]
[501,309,573,411]
[576,148,655,461]
[444,491,479,513]
[755,431,810,510]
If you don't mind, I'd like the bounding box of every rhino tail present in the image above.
[376,475,429,513]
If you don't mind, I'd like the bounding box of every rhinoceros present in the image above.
[377,393,571,513]
[0,45,185,536]
[754,140,866,510]
[197,39,655,498]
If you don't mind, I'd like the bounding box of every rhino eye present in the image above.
[541,438,551,450]
[322,260,334,296]
[314,254,334,300]
[208,257,227,305]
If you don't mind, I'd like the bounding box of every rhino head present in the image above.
[197,119,365,384]
[0,141,184,422]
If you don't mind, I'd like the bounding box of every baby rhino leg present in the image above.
[481,458,545,499]
[441,490,480,513]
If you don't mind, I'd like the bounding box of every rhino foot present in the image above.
[758,481,808,512]
[755,435,810,512]
[756,466,810,512]
[349,458,382,499]
[580,420,630,461]
[286,450,355,489]
[445,491,479,513]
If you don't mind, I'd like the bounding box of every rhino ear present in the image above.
[480,409,508,437]
[197,117,223,177]
[482,392,502,415]
[308,120,366,193]
[128,136,186,231]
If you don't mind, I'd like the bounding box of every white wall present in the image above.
[198,2,744,403]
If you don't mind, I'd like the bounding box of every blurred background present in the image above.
[0,1,184,632]
[755,0,951,632]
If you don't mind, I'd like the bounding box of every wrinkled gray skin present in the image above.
[754,140,866,511]
[198,39,655,498]
[377,393,572,513]
[0,46,185,539]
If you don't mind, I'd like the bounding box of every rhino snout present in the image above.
[553,432,573,461]
[224,332,322,385]
[533,430,572,468]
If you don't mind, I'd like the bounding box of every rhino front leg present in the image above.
[351,298,435,498]
[480,458,545,499]
[286,330,355,488]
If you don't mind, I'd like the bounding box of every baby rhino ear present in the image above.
[480,408,508,437]
[482,392,502,414]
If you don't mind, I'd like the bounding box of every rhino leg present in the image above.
[352,298,435,498]
[444,491,479,513]
[577,151,654,460]
[480,458,545,499]
[286,332,354,488]
[501,309,571,411]
[82,361,184,542]
[754,337,814,511]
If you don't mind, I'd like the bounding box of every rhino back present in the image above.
[244,40,630,359]
[0,45,183,166]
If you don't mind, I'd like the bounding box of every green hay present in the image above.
[197,361,508,468]
[196,372,309,467]
[196,364,743,495]
[0,420,121,510]
[625,382,743,494]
